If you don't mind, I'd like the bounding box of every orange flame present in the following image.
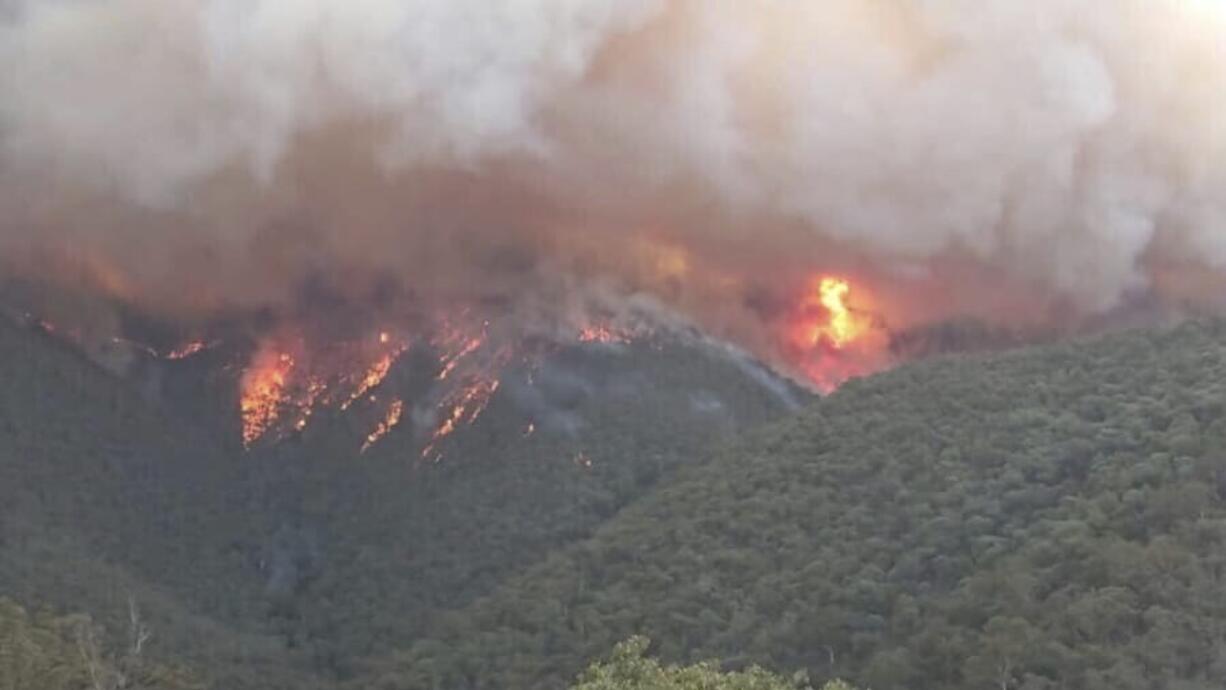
[239,348,294,447]
[340,350,400,410]
[361,399,404,452]
[291,377,329,431]
[437,335,483,380]
[421,378,501,461]
[236,329,410,446]
[784,275,880,392]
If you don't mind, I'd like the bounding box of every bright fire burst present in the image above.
[809,277,862,349]
[785,275,879,391]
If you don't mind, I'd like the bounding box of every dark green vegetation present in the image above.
[4,316,1226,689]
[0,598,202,690]
[370,320,1226,690]
[0,319,794,688]
[571,636,858,690]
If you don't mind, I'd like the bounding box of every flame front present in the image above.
[240,348,294,447]
[421,378,501,461]
[237,330,409,449]
[222,279,873,455]
[341,350,401,410]
[361,399,404,452]
[437,335,483,380]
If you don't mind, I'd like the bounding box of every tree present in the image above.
[0,598,202,690]
[570,636,861,690]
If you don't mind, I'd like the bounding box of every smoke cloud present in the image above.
[2,0,1225,380]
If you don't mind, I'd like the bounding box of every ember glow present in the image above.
[239,347,295,447]
[421,378,501,461]
[291,378,329,432]
[164,341,210,360]
[578,325,631,345]
[361,399,404,453]
[436,335,483,381]
[340,349,402,411]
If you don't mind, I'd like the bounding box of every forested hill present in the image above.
[7,314,1226,690]
[0,316,800,689]
[369,320,1226,690]
[0,319,323,689]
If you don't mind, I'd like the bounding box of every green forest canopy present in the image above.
[4,318,1226,689]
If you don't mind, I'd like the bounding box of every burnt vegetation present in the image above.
[4,316,1226,689]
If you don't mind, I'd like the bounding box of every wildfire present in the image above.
[291,377,329,431]
[784,275,880,392]
[818,278,854,346]
[236,328,410,448]
[578,324,631,344]
[340,350,401,410]
[804,277,864,349]
[239,348,295,447]
[361,399,404,452]
[420,377,501,460]
[164,340,210,360]
[437,335,483,380]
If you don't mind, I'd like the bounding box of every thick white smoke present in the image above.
[1,0,1224,374]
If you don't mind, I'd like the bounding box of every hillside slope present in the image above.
[0,317,800,687]
[241,338,801,675]
[371,320,1226,690]
[0,321,322,689]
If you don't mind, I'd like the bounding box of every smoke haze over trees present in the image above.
[2,1,1226,384]
[4,3,1226,690]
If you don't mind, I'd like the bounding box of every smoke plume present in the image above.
[2,0,1224,383]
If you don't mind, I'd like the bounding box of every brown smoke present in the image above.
[2,0,1224,383]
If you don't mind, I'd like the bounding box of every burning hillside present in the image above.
[2,0,1225,439]
[220,272,872,454]
[4,255,886,455]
